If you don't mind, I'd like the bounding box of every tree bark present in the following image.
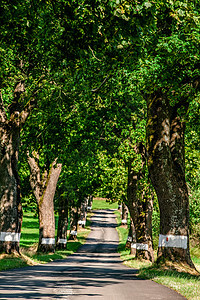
[146,91,194,267]
[0,83,33,254]
[28,153,62,253]
[0,125,22,253]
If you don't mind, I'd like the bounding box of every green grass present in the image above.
[0,211,91,271]
[92,197,118,210]
[138,266,200,300]
[20,212,39,248]
[0,255,32,270]
[24,225,91,264]
[114,209,200,300]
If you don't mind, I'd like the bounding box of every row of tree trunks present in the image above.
[125,217,137,255]
[126,149,154,262]
[69,207,79,240]
[87,195,93,211]
[69,195,92,240]
[28,153,62,253]
[56,194,69,250]
[146,92,194,267]
[125,90,195,268]
[69,195,93,240]
[78,197,88,228]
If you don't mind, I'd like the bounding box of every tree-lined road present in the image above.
[0,210,185,299]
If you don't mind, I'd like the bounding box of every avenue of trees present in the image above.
[0,0,200,270]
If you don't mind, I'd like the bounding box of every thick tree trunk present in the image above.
[38,160,61,253]
[146,92,194,267]
[28,154,62,253]
[0,80,37,254]
[127,157,154,262]
[56,195,68,250]
[0,87,27,254]
[0,128,22,253]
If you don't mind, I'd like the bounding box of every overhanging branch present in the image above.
[91,75,110,93]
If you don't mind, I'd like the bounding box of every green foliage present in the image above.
[1,0,200,263]
[185,96,200,234]
[189,190,200,235]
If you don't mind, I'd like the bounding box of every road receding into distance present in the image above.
[0,210,186,299]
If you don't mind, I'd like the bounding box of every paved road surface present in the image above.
[0,210,185,299]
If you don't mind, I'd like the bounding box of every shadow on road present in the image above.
[0,210,185,300]
[0,210,138,299]
[0,259,139,299]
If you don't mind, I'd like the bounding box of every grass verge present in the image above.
[0,211,91,272]
[92,198,118,210]
[114,210,200,300]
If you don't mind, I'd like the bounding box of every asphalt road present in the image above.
[0,210,186,300]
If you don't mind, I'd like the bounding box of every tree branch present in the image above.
[91,75,110,93]
[89,46,101,62]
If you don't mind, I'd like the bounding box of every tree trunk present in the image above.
[146,92,194,267]
[125,216,136,256]
[0,80,37,254]
[0,86,28,254]
[28,154,62,253]
[118,201,122,211]
[56,195,68,250]
[87,195,93,211]
[145,188,154,262]
[121,201,128,226]
[127,156,154,262]
[0,127,22,253]
[69,207,78,240]
[78,198,87,228]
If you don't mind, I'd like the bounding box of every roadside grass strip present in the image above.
[114,209,200,300]
[139,266,200,300]
[0,211,91,271]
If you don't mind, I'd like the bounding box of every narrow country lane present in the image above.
[0,210,186,300]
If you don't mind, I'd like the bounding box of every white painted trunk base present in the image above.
[0,232,21,242]
[158,234,187,249]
